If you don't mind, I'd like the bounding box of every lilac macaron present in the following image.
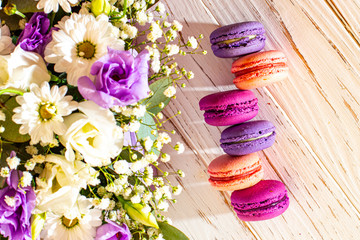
[199,90,258,126]
[210,21,266,58]
[220,120,276,155]
[231,180,290,221]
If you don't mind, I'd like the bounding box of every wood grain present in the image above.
[161,0,360,239]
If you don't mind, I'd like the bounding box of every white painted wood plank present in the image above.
[161,0,360,239]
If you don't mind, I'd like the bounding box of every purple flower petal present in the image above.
[17,12,52,57]
[95,220,131,240]
[77,48,150,108]
[0,170,35,240]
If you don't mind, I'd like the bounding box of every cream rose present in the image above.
[0,46,50,90]
[0,55,10,87]
[59,101,124,167]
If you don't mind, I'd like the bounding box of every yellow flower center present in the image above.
[39,102,56,121]
[61,216,79,229]
[77,41,96,59]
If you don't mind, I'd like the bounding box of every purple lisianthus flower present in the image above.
[0,170,36,240]
[17,12,52,56]
[95,220,131,240]
[78,48,150,108]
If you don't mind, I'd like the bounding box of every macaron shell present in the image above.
[208,153,264,191]
[199,90,259,126]
[231,180,290,221]
[235,197,289,221]
[199,90,255,109]
[208,153,260,177]
[231,50,287,73]
[233,69,288,90]
[209,168,263,191]
[210,21,265,44]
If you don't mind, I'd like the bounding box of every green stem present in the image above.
[0,89,24,96]
[15,10,25,18]
[110,0,128,20]
[116,195,127,206]
[49,12,56,31]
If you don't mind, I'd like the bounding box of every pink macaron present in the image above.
[231,180,290,221]
[199,90,258,126]
[207,153,264,191]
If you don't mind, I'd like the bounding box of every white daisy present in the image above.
[44,13,125,86]
[12,82,78,145]
[36,0,80,13]
[41,196,102,240]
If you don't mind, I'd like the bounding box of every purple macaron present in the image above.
[199,90,258,126]
[220,120,276,155]
[210,21,266,58]
[231,180,290,221]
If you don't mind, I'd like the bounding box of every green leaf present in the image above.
[136,111,159,155]
[0,97,30,143]
[8,0,41,13]
[0,234,8,240]
[0,12,22,31]
[143,77,172,115]
[119,148,143,162]
[137,112,157,140]
[158,222,190,240]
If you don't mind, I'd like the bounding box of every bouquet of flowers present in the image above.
[0,0,205,239]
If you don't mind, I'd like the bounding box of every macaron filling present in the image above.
[209,164,262,182]
[215,35,257,45]
[224,131,274,145]
[214,35,266,50]
[232,194,289,215]
[234,62,287,77]
[203,99,258,119]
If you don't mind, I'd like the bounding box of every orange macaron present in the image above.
[231,50,289,90]
[207,153,263,191]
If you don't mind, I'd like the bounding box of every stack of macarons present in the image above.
[199,21,289,221]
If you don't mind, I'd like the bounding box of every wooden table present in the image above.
[160,0,360,239]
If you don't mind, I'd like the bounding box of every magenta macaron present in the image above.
[199,90,258,126]
[231,180,289,221]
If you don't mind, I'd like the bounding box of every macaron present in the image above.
[199,90,258,126]
[231,180,290,221]
[220,120,276,156]
[207,153,263,191]
[232,50,289,90]
[210,21,266,58]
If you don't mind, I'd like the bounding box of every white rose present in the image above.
[60,101,124,167]
[0,46,50,90]
[35,154,89,215]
